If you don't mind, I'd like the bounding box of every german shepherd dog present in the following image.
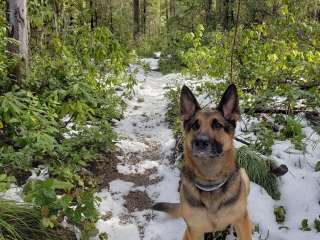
[153,84,252,240]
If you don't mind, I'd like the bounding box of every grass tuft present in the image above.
[236,146,280,200]
[0,200,63,240]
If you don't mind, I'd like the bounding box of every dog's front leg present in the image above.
[182,227,203,240]
[234,211,252,240]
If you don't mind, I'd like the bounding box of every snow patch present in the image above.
[96,217,140,240]
[109,180,135,195]
[117,160,160,175]
[116,139,148,154]
[0,185,23,202]
[28,166,49,181]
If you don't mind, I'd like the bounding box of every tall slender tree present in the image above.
[6,0,28,84]
[204,0,213,30]
[170,0,176,17]
[107,0,113,31]
[90,0,94,29]
[133,0,140,40]
[141,0,147,34]
[165,0,169,31]
[222,0,230,30]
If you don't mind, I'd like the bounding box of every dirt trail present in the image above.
[95,58,186,240]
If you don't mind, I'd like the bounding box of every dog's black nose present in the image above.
[193,136,210,150]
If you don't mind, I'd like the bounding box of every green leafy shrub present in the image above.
[135,34,166,57]
[0,174,16,192]
[159,31,194,73]
[0,4,134,236]
[163,16,319,156]
[252,120,277,155]
[277,116,305,150]
[179,20,320,112]
[162,6,320,156]
[165,86,183,138]
[23,178,99,238]
[0,1,17,93]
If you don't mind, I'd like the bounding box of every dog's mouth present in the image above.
[192,150,223,159]
[192,143,223,159]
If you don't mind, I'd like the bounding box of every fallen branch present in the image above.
[234,136,250,145]
[305,112,320,123]
[244,108,319,115]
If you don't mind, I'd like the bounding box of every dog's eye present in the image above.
[211,120,222,130]
[191,120,200,131]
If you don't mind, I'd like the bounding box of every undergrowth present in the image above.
[0,200,65,240]
[0,2,135,238]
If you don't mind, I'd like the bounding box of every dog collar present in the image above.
[194,178,229,192]
[182,165,239,192]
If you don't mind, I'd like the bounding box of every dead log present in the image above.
[244,108,319,115]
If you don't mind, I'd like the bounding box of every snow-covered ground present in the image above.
[247,128,320,240]
[94,57,320,240]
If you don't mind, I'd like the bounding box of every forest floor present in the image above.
[2,57,319,240]
[94,56,320,240]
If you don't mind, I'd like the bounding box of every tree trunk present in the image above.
[170,0,176,17]
[316,9,320,22]
[222,0,230,30]
[230,0,235,27]
[165,0,169,32]
[90,0,94,29]
[204,0,213,30]
[6,0,28,84]
[108,0,113,32]
[52,0,60,36]
[141,0,147,34]
[158,0,161,35]
[133,0,140,40]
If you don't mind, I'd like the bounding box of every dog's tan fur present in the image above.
[153,85,252,240]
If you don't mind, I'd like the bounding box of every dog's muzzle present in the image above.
[192,135,223,158]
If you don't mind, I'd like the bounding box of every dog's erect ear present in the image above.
[180,85,200,126]
[217,84,240,123]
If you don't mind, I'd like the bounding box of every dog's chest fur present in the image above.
[180,168,249,232]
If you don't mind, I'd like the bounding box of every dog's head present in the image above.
[180,84,240,176]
